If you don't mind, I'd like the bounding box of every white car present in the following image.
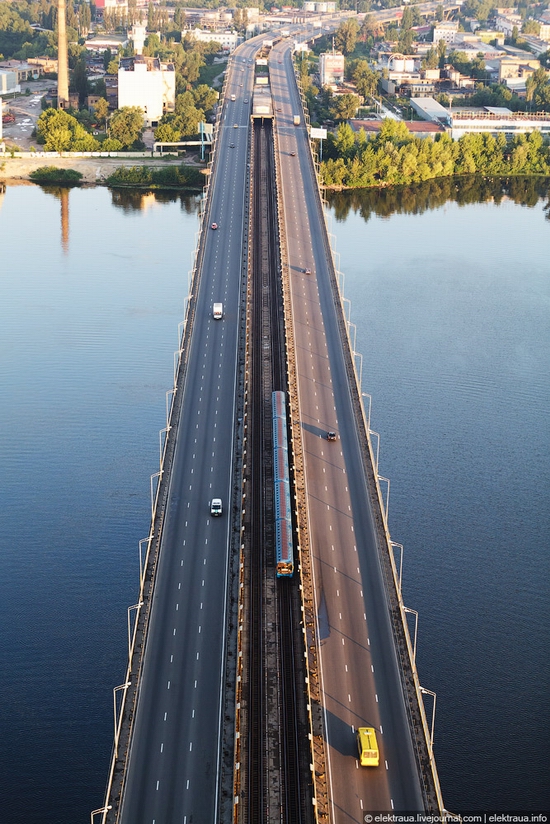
[210,498,223,516]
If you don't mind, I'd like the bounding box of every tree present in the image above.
[437,39,447,68]
[330,93,360,121]
[401,6,414,31]
[334,122,356,157]
[94,97,109,128]
[334,19,360,56]
[36,108,100,152]
[422,47,439,70]
[352,60,379,98]
[398,28,415,55]
[522,20,540,36]
[436,3,444,22]
[71,55,88,107]
[154,123,181,142]
[192,84,218,113]
[109,106,144,148]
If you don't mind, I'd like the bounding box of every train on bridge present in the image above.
[272,391,294,577]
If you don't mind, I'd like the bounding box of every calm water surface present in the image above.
[0,184,199,822]
[0,179,548,821]
[326,180,550,812]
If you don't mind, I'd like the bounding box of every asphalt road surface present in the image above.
[118,42,258,824]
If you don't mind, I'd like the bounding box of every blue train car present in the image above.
[272,391,294,577]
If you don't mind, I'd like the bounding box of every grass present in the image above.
[199,60,227,89]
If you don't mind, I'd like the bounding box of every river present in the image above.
[0,178,548,820]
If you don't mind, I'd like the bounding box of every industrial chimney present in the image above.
[57,0,69,109]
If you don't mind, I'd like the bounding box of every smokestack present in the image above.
[57,0,69,109]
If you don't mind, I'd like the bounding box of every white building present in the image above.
[433,21,459,45]
[319,51,345,86]
[495,13,523,37]
[184,29,243,52]
[0,70,19,95]
[537,20,550,41]
[303,2,337,11]
[450,108,550,139]
[118,56,175,127]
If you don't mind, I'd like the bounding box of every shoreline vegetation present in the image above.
[318,120,550,190]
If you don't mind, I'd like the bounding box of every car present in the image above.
[304,267,311,275]
[211,222,218,230]
[244,99,248,103]
[230,143,235,148]
[277,107,282,112]
[210,498,223,517]
[326,431,337,441]
[240,83,243,86]
[233,123,238,128]
[290,151,296,156]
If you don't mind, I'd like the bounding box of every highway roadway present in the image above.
[270,43,425,817]
[117,43,258,824]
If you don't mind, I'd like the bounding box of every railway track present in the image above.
[240,118,312,824]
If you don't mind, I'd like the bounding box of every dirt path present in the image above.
[0,154,204,184]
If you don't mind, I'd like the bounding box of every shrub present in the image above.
[29,166,83,184]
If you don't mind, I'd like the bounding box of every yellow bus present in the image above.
[357,727,379,767]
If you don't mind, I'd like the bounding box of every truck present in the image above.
[293,115,300,126]
[213,303,223,320]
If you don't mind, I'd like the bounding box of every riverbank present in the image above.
[0,154,206,185]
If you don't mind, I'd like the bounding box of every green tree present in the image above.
[78,2,91,36]
[398,28,415,55]
[334,122,356,157]
[352,60,379,98]
[94,97,109,128]
[522,20,540,36]
[109,106,144,148]
[334,19,360,56]
[437,38,447,68]
[36,108,100,152]
[401,6,414,31]
[330,93,361,121]
[154,122,181,142]
[192,84,218,113]
[422,47,439,70]
[71,55,89,107]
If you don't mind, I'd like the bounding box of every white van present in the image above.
[213,303,223,319]
[210,498,223,516]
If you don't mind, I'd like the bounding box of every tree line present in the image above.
[324,175,550,223]
[319,120,550,189]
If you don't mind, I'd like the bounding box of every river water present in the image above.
[0,179,548,820]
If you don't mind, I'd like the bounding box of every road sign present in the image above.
[310,127,327,139]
